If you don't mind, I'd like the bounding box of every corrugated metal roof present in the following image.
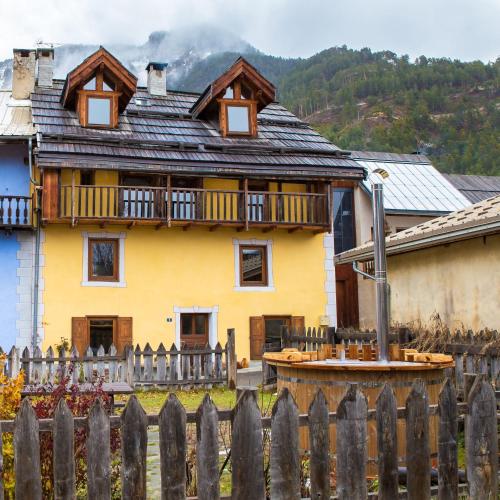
[443,174,500,203]
[31,82,364,179]
[0,91,35,137]
[336,195,500,263]
[350,151,470,214]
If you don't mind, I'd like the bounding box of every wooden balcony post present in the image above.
[244,178,249,231]
[71,169,76,226]
[166,175,172,227]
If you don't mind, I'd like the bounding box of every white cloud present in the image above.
[0,0,498,61]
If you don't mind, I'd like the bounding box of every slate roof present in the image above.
[335,195,500,263]
[443,173,500,204]
[351,151,470,215]
[31,81,364,180]
[0,91,35,137]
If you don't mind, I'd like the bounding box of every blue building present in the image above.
[0,48,40,349]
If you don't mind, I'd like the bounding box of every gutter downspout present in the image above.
[29,136,41,350]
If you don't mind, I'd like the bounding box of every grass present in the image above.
[116,386,277,414]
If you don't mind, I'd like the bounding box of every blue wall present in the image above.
[0,232,20,346]
[0,143,30,195]
[0,143,31,347]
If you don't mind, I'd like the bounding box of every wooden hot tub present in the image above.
[264,356,453,476]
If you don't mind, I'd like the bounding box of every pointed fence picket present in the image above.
[0,376,498,498]
[2,330,236,389]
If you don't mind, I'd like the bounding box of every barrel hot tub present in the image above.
[265,357,452,476]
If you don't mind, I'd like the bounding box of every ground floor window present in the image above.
[71,316,132,356]
[89,318,115,354]
[180,313,209,348]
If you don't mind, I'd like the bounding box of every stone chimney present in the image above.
[36,48,54,87]
[12,49,36,100]
[146,62,168,96]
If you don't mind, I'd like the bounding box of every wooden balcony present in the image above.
[0,195,33,229]
[54,185,330,232]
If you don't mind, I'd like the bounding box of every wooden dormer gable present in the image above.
[60,47,137,128]
[190,57,276,138]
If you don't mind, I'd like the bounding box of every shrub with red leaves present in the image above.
[29,364,121,497]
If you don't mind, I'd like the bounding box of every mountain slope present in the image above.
[277,46,500,175]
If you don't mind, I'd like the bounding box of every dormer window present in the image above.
[218,80,257,137]
[76,70,120,128]
[190,57,276,139]
[61,47,138,130]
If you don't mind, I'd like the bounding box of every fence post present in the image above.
[124,346,134,386]
[159,394,186,499]
[437,379,458,500]
[376,384,398,499]
[308,389,330,499]
[143,343,153,382]
[87,399,110,499]
[14,398,42,499]
[405,379,430,500]
[196,394,220,500]
[270,388,300,500]
[231,390,265,498]
[156,343,167,382]
[466,378,498,499]
[121,395,148,498]
[53,399,75,500]
[227,328,237,390]
[454,353,464,397]
[8,346,19,378]
[336,384,367,500]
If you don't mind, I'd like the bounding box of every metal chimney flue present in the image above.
[372,182,390,363]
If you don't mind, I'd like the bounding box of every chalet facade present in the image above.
[28,47,365,358]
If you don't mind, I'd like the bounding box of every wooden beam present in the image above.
[155,222,166,230]
[99,222,106,229]
[71,169,76,227]
[262,225,277,233]
[182,223,191,231]
[166,175,172,228]
[209,224,221,232]
[244,178,249,232]
[127,221,136,229]
[288,226,303,234]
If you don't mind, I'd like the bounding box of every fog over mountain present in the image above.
[0,25,257,89]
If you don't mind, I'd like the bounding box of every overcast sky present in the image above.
[0,0,498,62]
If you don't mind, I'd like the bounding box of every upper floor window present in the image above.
[76,69,120,128]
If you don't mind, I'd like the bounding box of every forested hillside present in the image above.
[179,47,500,175]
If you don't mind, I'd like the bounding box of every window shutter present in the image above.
[116,317,133,355]
[71,317,88,357]
[249,316,265,360]
[291,316,305,334]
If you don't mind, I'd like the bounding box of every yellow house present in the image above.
[31,47,365,359]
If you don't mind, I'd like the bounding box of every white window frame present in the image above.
[233,238,275,292]
[81,231,126,287]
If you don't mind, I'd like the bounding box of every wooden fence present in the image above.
[0,376,497,499]
[2,329,237,390]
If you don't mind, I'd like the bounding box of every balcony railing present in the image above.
[58,185,329,229]
[0,195,32,227]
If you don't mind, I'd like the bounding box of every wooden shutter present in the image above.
[116,317,133,355]
[291,316,305,334]
[71,317,88,357]
[42,169,59,221]
[249,316,265,360]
